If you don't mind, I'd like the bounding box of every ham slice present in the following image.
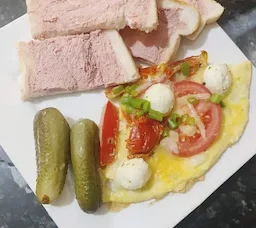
[183,0,224,40]
[120,0,200,64]
[17,30,140,100]
[26,0,158,39]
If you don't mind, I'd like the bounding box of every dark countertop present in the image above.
[0,0,255,227]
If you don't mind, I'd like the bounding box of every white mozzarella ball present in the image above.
[115,158,151,190]
[143,83,174,116]
[204,64,232,94]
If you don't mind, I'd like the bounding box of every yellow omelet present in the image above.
[101,61,252,204]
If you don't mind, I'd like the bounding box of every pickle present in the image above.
[34,107,70,204]
[70,119,102,213]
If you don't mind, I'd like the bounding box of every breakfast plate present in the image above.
[0,14,255,228]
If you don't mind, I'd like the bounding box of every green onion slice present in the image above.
[142,100,150,112]
[120,94,131,105]
[131,90,139,97]
[125,106,136,115]
[220,100,225,108]
[181,114,189,123]
[168,119,178,129]
[187,116,196,126]
[210,93,223,104]
[125,84,138,96]
[162,128,170,137]
[130,84,138,91]
[137,110,145,117]
[187,97,199,105]
[168,113,180,129]
[148,109,164,122]
[181,62,189,76]
[112,85,125,95]
[129,98,146,109]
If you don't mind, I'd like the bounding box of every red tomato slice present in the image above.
[100,101,119,167]
[127,119,163,156]
[174,81,222,157]
[174,80,211,96]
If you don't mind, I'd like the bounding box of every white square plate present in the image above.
[0,15,255,228]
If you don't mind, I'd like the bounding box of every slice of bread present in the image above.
[17,31,139,100]
[26,0,158,39]
[121,0,200,64]
[182,0,224,40]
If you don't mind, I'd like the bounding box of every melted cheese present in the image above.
[101,61,252,204]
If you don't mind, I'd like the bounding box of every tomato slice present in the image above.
[100,101,119,167]
[127,119,163,157]
[173,81,222,157]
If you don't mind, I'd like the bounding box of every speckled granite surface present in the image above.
[0,0,255,227]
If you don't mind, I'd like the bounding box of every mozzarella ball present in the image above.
[115,158,151,190]
[204,64,232,94]
[143,83,174,116]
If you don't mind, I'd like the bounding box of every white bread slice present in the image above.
[121,0,200,64]
[26,0,158,39]
[17,31,139,100]
[182,0,224,40]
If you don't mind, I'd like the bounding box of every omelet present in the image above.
[101,61,252,204]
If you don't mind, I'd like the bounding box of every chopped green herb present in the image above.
[181,62,189,76]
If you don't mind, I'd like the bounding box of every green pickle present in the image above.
[70,119,102,213]
[34,107,70,204]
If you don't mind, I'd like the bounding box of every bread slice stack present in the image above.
[18,0,160,100]
[17,0,224,100]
